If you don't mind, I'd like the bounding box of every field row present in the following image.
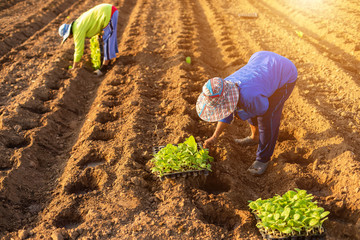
[0,0,359,239]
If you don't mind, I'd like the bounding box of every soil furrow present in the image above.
[0,0,81,58]
[0,0,129,236]
[0,0,25,12]
[1,0,360,239]
[0,0,93,106]
[245,0,360,154]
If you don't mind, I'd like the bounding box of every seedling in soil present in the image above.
[150,136,214,178]
[186,56,191,64]
[248,188,329,239]
[90,35,101,70]
[295,30,304,38]
[68,65,73,70]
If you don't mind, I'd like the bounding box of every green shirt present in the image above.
[72,4,112,62]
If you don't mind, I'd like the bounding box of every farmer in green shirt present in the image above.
[58,4,119,75]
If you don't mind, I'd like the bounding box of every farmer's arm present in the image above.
[70,22,86,69]
[72,37,85,68]
[203,113,233,148]
[204,121,229,148]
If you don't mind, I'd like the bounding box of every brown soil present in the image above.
[1,0,360,239]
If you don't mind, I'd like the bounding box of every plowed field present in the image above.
[1,0,359,239]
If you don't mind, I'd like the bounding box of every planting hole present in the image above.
[66,175,99,194]
[295,177,317,190]
[21,105,50,114]
[65,169,107,195]
[102,99,121,108]
[278,130,296,142]
[200,204,240,231]
[95,112,119,124]
[118,55,135,66]
[198,174,230,195]
[89,127,114,141]
[5,137,30,149]
[45,79,62,90]
[0,156,14,171]
[33,87,54,101]
[78,151,106,169]
[54,210,83,229]
[105,90,118,96]
[278,151,311,166]
[0,167,12,171]
[19,120,40,130]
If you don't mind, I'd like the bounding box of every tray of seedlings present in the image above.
[151,136,214,181]
[248,188,329,240]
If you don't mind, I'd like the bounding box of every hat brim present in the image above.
[61,22,73,44]
[196,81,239,122]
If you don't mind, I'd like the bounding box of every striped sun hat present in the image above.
[196,77,239,122]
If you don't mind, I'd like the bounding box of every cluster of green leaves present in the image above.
[90,35,101,70]
[151,136,214,177]
[249,188,329,238]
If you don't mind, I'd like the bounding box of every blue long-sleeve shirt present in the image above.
[220,51,298,124]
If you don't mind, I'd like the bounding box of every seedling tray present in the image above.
[152,143,211,181]
[259,230,326,240]
[260,232,326,240]
[254,215,326,240]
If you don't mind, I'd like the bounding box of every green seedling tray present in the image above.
[260,231,326,240]
[254,215,326,240]
[152,143,211,181]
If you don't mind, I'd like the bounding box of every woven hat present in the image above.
[196,77,239,122]
[58,22,73,44]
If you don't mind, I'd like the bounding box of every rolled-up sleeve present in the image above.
[219,113,234,124]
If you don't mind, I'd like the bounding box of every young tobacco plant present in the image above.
[151,136,214,177]
[248,188,329,238]
[90,35,101,70]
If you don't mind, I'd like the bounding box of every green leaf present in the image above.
[90,35,101,70]
[309,218,319,227]
[282,227,292,234]
[281,206,291,220]
[184,135,197,152]
[249,202,259,210]
[320,211,330,218]
[284,190,297,200]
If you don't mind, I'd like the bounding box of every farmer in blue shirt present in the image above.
[196,51,298,175]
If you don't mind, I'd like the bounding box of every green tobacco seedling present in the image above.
[90,35,101,70]
[249,188,329,238]
[151,136,213,177]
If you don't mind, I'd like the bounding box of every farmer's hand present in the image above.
[203,136,217,149]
